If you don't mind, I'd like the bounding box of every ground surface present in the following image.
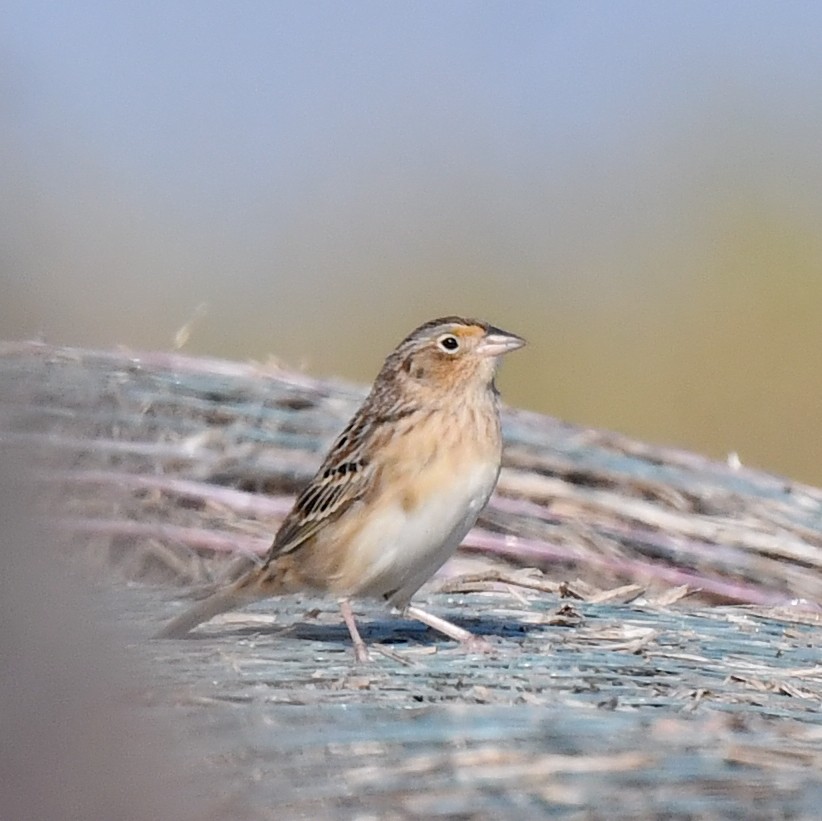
[103,581,822,820]
[3,341,822,819]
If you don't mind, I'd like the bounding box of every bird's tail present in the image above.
[154,564,274,639]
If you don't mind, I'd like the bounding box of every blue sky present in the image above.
[3,2,822,481]
[6,2,822,212]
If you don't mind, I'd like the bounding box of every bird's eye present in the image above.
[438,334,460,353]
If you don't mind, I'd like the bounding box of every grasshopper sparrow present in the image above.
[156,316,525,661]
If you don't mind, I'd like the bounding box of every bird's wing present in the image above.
[263,414,379,561]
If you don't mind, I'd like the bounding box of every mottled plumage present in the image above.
[156,316,525,660]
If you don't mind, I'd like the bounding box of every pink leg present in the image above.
[338,599,370,663]
[404,604,493,653]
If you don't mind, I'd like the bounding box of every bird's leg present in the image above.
[404,604,493,653]
[338,598,370,663]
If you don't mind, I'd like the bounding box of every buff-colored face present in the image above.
[387,317,525,392]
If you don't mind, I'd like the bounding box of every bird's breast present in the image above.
[331,449,501,601]
[316,392,503,600]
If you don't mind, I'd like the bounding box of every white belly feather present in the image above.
[346,458,500,607]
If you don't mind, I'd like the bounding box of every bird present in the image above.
[155,316,525,661]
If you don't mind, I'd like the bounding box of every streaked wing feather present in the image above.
[264,415,378,560]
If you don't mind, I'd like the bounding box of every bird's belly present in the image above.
[333,458,499,605]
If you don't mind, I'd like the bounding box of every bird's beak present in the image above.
[477,327,526,357]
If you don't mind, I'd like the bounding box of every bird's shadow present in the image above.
[232,610,547,648]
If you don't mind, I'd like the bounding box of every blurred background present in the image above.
[2,2,821,485]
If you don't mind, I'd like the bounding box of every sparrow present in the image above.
[156,316,525,661]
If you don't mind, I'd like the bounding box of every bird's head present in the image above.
[379,316,525,398]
